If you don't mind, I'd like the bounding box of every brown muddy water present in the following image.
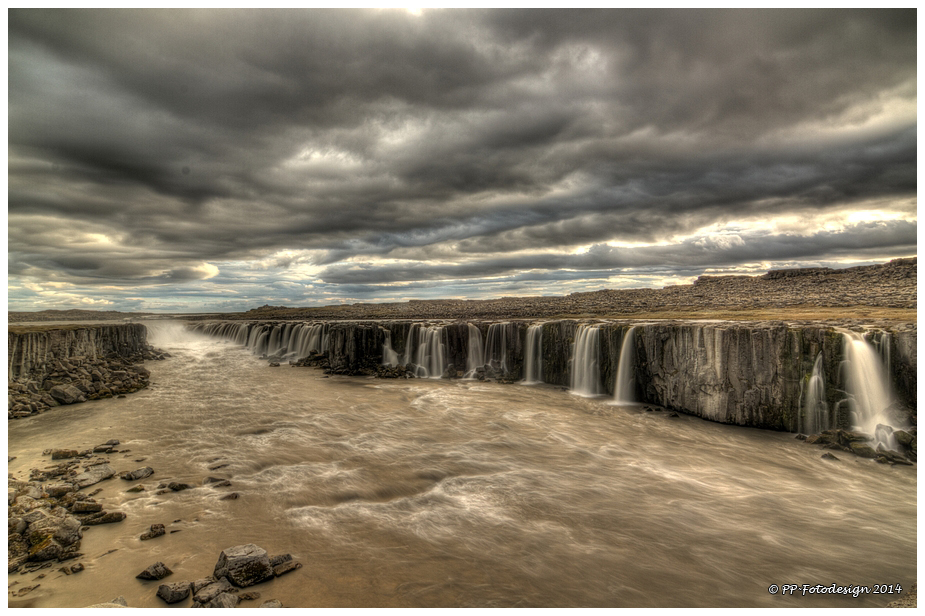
[7,322,916,607]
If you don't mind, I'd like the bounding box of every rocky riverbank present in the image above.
[8,324,168,420]
[8,441,303,607]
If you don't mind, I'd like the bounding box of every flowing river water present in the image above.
[7,322,916,608]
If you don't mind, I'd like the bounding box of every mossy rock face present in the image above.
[849,442,879,458]
[28,535,62,561]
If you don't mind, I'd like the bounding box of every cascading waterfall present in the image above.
[382,330,400,367]
[404,324,446,378]
[571,324,602,396]
[842,330,897,447]
[465,323,485,377]
[522,324,543,384]
[799,353,828,435]
[189,321,330,359]
[485,323,510,373]
[613,326,636,403]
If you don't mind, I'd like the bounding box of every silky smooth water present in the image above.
[7,323,916,608]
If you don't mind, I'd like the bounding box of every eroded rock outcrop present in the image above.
[8,324,166,419]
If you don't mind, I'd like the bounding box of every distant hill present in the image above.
[7,309,156,323]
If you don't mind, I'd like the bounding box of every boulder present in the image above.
[45,484,75,497]
[213,544,275,587]
[48,385,83,405]
[120,467,154,481]
[268,553,292,567]
[72,464,116,489]
[208,592,240,608]
[82,512,126,526]
[848,442,879,459]
[156,581,191,604]
[893,429,916,451]
[26,513,82,559]
[191,577,217,595]
[136,561,172,580]
[51,449,79,460]
[140,524,166,540]
[273,560,302,577]
[71,501,104,513]
[193,577,235,604]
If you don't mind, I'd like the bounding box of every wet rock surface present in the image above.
[136,561,172,580]
[213,544,275,588]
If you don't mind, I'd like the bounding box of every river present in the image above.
[7,321,916,607]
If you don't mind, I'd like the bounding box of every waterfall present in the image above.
[382,330,400,367]
[405,324,446,378]
[613,326,636,403]
[571,324,602,396]
[799,353,828,435]
[523,324,543,384]
[465,323,485,377]
[485,323,510,373]
[842,331,897,447]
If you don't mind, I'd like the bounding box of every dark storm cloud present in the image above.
[318,220,918,285]
[8,8,916,309]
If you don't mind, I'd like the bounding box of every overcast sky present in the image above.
[8,8,917,312]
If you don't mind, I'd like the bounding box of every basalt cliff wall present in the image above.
[192,319,916,433]
[7,324,165,419]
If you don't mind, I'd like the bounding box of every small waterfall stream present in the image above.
[382,330,400,366]
[465,323,485,377]
[405,324,446,378]
[799,353,828,435]
[613,326,636,404]
[841,331,899,447]
[571,324,602,396]
[522,324,543,384]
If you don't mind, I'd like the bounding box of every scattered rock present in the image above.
[213,544,275,587]
[193,577,235,604]
[209,592,241,608]
[168,482,194,492]
[820,453,839,461]
[45,484,75,497]
[126,485,146,493]
[849,442,879,459]
[268,553,292,567]
[220,492,240,500]
[72,464,116,489]
[259,599,283,608]
[156,580,191,604]
[50,449,79,460]
[120,467,154,481]
[192,577,216,594]
[136,561,172,581]
[81,511,126,526]
[238,591,261,601]
[140,524,166,541]
[71,501,104,514]
[273,560,302,577]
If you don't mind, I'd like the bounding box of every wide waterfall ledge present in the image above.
[188,319,916,443]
